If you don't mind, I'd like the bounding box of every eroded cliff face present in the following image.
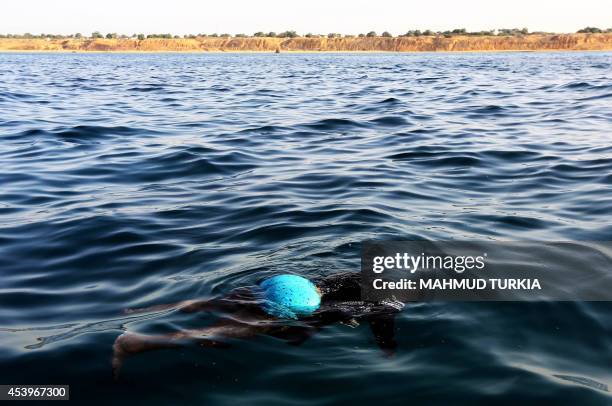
[1,34,611,52]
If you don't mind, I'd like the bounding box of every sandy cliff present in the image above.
[1,34,611,52]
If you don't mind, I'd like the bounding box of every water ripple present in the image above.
[0,52,611,403]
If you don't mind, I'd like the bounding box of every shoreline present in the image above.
[1,49,611,54]
[1,34,611,53]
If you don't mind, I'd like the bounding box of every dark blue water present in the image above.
[0,52,611,404]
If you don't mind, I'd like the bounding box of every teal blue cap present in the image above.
[260,274,321,319]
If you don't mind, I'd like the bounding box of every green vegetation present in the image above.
[577,27,612,33]
[497,28,528,36]
[277,31,298,38]
[399,27,546,37]
[146,33,173,39]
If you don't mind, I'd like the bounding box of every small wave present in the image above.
[553,374,609,392]
[578,92,612,101]
[2,91,35,101]
[129,149,257,182]
[478,150,543,161]
[470,214,552,230]
[389,152,482,168]
[377,97,402,105]
[127,85,166,92]
[471,105,509,115]
[560,81,594,90]
[302,118,364,130]
[239,125,286,134]
[369,116,408,126]
[52,125,159,143]
[209,85,232,92]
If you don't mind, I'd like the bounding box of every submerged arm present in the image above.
[122,287,257,315]
[123,298,216,315]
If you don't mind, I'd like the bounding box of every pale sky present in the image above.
[2,0,611,36]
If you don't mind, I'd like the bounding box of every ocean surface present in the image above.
[0,52,611,404]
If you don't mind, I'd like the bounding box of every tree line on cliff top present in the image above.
[1,27,611,40]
